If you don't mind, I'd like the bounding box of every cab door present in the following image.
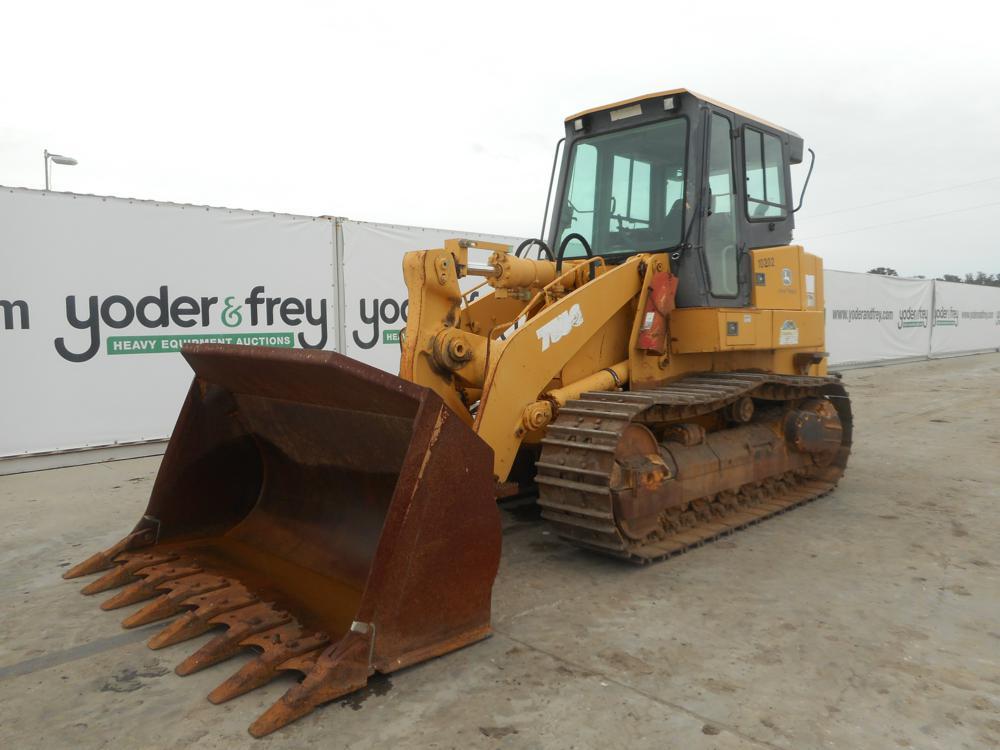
[701,110,742,306]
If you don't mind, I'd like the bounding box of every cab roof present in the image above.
[564,88,801,139]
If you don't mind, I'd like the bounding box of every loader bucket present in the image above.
[64,344,501,736]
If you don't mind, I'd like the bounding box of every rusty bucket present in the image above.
[64,344,501,736]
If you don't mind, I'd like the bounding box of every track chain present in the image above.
[536,371,853,563]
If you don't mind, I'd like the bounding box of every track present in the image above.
[536,372,853,563]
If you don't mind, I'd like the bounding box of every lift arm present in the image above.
[399,240,645,481]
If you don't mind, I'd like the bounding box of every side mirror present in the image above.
[793,148,816,213]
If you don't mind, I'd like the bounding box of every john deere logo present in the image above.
[781,268,793,286]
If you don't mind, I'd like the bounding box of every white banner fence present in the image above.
[824,271,934,367]
[825,271,1000,367]
[1,188,338,464]
[929,279,1000,357]
[0,186,518,471]
[2,186,999,470]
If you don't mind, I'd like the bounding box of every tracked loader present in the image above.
[66,89,851,735]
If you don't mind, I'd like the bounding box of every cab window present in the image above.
[609,155,651,231]
[562,143,598,246]
[743,127,786,220]
[556,118,688,258]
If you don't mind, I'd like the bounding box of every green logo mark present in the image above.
[221,296,243,327]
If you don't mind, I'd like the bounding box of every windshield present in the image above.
[555,118,688,258]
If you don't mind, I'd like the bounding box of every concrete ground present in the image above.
[2,354,999,749]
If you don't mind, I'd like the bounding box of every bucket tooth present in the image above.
[207,624,330,704]
[121,573,230,628]
[80,551,178,595]
[175,602,291,676]
[277,649,322,675]
[248,633,371,738]
[100,563,202,611]
[63,529,154,579]
[147,584,257,650]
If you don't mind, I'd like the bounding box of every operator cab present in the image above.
[548,89,805,308]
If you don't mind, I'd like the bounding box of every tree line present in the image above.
[867,268,1000,286]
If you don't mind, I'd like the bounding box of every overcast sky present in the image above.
[3,1,998,278]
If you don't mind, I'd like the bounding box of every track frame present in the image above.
[536,372,853,563]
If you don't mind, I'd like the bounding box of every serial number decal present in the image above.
[537,303,584,351]
[757,257,776,268]
[779,319,800,346]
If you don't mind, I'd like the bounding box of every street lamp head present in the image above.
[48,153,78,166]
[43,149,80,190]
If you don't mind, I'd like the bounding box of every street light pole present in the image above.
[44,149,79,190]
